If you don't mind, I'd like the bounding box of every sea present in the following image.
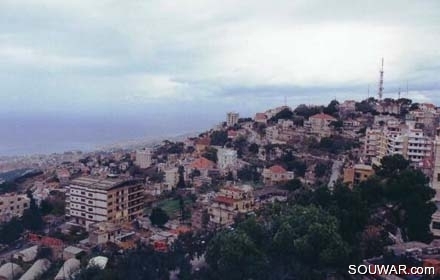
[0,114,216,157]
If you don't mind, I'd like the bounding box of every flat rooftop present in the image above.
[70,176,140,190]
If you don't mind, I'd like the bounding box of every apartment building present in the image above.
[163,167,179,190]
[135,148,153,169]
[217,148,238,172]
[370,121,433,166]
[226,112,239,127]
[304,113,337,137]
[363,128,382,161]
[0,193,30,223]
[432,128,440,200]
[208,185,255,227]
[66,177,144,229]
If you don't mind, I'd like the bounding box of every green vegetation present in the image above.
[150,207,170,227]
[202,147,218,163]
[269,108,294,122]
[0,217,24,244]
[210,130,228,146]
[0,182,18,194]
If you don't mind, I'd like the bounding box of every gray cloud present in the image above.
[1,0,440,118]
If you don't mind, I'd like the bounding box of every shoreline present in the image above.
[0,131,200,161]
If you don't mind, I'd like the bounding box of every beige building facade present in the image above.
[66,177,144,229]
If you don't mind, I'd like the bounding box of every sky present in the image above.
[1,0,440,122]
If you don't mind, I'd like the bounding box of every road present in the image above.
[328,160,343,190]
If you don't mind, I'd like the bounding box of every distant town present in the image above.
[1,96,440,279]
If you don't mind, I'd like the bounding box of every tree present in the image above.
[150,207,169,227]
[206,230,269,280]
[237,166,260,183]
[324,99,339,116]
[177,166,186,188]
[314,163,328,178]
[0,217,24,244]
[202,147,218,163]
[248,143,259,154]
[22,191,44,231]
[210,131,228,146]
[375,154,410,176]
[281,178,302,192]
[270,108,294,122]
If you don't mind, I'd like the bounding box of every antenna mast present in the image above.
[378,58,384,100]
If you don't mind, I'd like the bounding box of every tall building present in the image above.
[226,112,239,127]
[432,128,440,200]
[135,148,152,169]
[66,177,144,229]
[363,128,382,162]
[217,148,238,172]
[0,193,30,223]
[370,121,432,166]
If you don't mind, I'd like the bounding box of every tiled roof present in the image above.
[213,195,235,205]
[195,137,211,146]
[190,157,215,169]
[309,113,337,121]
[255,113,267,120]
[269,165,287,174]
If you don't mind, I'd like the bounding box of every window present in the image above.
[88,193,93,197]
[437,173,440,182]
[88,208,93,212]
[81,191,85,195]
[433,222,440,230]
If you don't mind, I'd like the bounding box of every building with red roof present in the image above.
[262,165,294,185]
[208,184,255,227]
[254,113,267,124]
[195,137,211,153]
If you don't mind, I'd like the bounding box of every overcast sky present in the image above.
[1,0,440,120]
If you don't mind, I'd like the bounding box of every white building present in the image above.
[370,121,433,166]
[66,177,144,230]
[432,128,440,200]
[135,148,153,169]
[217,148,238,171]
[226,112,239,127]
[0,193,30,223]
[164,168,179,190]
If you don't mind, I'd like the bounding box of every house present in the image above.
[254,113,267,124]
[343,164,374,187]
[195,137,211,154]
[305,113,337,137]
[262,165,294,185]
[189,157,216,178]
[208,185,255,227]
[0,193,30,223]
